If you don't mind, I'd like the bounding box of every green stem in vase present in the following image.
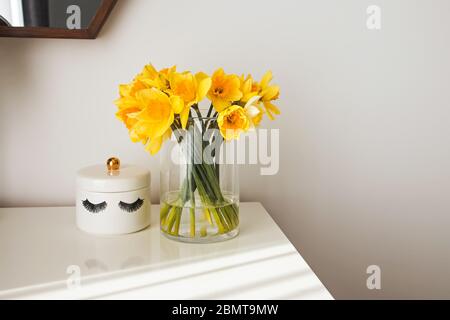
[210,208,226,234]
[164,118,238,238]
[190,207,196,237]
[160,202,171,225]
[165,208,177,233]
[174,209,181,236]
[206,104,214,118]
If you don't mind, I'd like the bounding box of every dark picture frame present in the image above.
[0,0,117,39]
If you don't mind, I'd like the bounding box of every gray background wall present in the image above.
[1,0,450,299]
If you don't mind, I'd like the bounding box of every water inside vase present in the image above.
[161,190,239,243]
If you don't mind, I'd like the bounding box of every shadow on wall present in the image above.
[0,39,32,206]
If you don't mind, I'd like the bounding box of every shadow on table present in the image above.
[0,241,300,299]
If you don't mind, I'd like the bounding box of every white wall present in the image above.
[2,0,450,299]
[0,1,12,25]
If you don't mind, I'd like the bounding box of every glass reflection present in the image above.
[0,0,102,28]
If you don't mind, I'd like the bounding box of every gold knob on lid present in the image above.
[107,157,120,172]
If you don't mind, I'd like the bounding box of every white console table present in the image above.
[0,203,332,299]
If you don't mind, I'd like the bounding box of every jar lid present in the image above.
[77,158,150,193]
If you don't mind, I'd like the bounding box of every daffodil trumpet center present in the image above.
[214,87,224,96]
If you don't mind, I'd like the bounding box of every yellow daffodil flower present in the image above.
[115,64,281,155]
[116,64,175,128]
[259,71,281,120]
[114,80,148,131]
[134,64,177,91]
[132,87,182,143]
[169,71,212,128]
[207,68,243,112]
[217,105,250,140]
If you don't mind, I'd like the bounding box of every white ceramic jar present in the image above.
[76,158,151,235]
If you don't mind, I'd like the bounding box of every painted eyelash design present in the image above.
[82,199,107,213]
[118,198,144,213]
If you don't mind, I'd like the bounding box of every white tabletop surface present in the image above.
[0,203,333,300]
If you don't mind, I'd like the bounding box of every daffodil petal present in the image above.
[197,77,212,102]
[146,136,163,155]
[180,106,190,129]
[242,91,258,103]
[263,101,280,121]
[195,72,209,83]
[228,88,243,102]
[242,78,252,94]
[145,128,172,155]
[170,95,184,114]
[119,84,131,97]
[146,116,173,139]
[260,71,273,89]
[129,122,149,143]
[245,105,261,118]
[213,68,225,78]
[213,99,231,112]
[264,101,281,115]
[139,78,161,88]
[135,88,152,105]
[244,95,261,108]
[261,85,280,101]
[143,64,158,77]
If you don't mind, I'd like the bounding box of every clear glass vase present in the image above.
[160,117,239,243]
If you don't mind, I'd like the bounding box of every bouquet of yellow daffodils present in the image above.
[115,64,280,240]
